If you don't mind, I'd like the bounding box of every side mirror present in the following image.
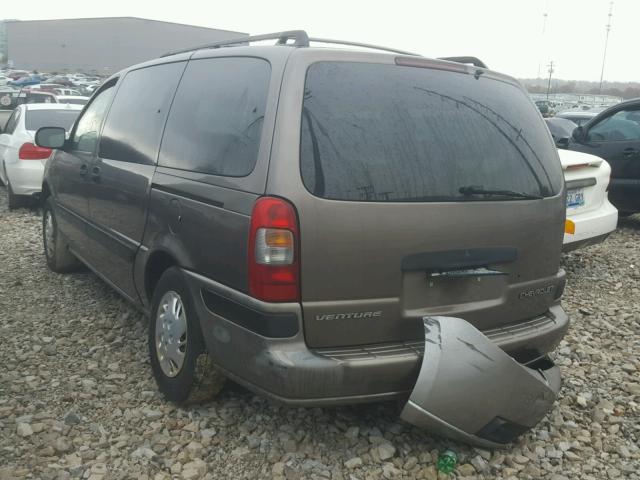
[572,126,585,143]
[556,137,570,149]
[35,127,66,149]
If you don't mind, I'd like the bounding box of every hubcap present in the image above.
[44,211,55,259]
[155,291,188,377]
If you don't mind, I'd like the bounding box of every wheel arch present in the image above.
[143,249,180,303]
[41,181,51,203]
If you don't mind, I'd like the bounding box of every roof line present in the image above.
[2,16,246,35]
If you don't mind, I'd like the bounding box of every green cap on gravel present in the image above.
[437,449,458,474]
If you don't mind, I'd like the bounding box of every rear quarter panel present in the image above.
[140,172,257,296]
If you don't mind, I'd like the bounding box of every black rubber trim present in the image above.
[201,289,299,338]
[566,178,597,190]
[476,416,530,444]
[401,247,518,272]
[152,183,224,209]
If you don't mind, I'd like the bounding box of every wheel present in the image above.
[42,196,82,272]
[7,181,27,210]
[149,267,226,404]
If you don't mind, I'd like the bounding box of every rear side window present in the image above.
[301,62,562,202]
[158,57,270,177]
[25,109,80,131]
[99,62,185,165]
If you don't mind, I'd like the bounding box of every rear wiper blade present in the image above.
[458,185,543,200]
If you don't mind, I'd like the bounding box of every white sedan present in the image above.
[0,103,82,209]
[560,148,618,251]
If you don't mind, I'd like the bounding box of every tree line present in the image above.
[520,78,640,100]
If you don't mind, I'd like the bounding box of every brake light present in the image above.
[395,56,470,73]
[19,142,52,160]
[248,197,300,302]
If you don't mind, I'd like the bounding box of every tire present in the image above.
[149,267,226,404]
[42,196,82,273]
[7,182,26,210]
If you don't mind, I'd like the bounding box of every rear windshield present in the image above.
[25,109,80,131]
[59,98,88,105]
[300,62,562,202]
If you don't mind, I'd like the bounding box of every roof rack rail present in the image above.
[438,56,488,69]
[161,30,422,58]
[161,30,310,57]
[307,37,420,56]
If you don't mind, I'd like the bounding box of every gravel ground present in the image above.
[0,186,638,480]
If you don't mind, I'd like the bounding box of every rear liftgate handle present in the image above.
[400,316,562,448]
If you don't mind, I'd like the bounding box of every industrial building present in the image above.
[0,17,246,74]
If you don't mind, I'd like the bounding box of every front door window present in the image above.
[587,109,640,142]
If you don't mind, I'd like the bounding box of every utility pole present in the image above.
[537,0,549,78]
[599,1,614,93]
[546,61,554,100]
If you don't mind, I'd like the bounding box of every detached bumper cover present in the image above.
[401,316,561,448]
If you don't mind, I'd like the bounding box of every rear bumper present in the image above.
[563,198,617,250]
[184,270,569,406]
[6,160,44,196]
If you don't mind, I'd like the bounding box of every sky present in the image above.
[3,0,638,82]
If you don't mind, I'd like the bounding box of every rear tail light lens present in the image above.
[19,142,52,160]
[255,228,294,264]
[248,197,300,302]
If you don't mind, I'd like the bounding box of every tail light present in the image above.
[248,197,300,302]
[19,142,52,160]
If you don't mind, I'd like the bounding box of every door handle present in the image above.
[79,164,88,176]
[90,166,101,181]
[623,148,639,157]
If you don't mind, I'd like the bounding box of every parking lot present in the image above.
[0,186,638,480]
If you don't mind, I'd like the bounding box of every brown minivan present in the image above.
[36,31,569,447]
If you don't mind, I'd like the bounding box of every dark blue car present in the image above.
[9,75,42,87]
